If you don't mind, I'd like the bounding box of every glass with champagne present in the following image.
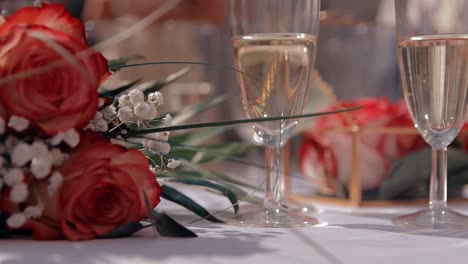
[229,0,321,227]
[394,0,468,228]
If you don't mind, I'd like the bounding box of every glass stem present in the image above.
[264,146,282,211]
[429,147,448,209]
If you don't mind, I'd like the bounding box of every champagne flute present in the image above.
[394,0,468,228]
[230,0,321,227]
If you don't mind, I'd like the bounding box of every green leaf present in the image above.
[153,212,197,237]
[142,66,191,95]
[161,185,224,223]
[143,190,159,237]
[122,106,362,136]
[99,222,144,239]
[108,56,144,71]
[170,178,239,213]
[99,78,143,98]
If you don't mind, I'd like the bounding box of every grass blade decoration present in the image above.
[120,106,362,137]
[161,185,224,223]
[169,178,240,213]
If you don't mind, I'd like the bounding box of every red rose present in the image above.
[19,132,162,240]
[0,25,109,135]
[300,97,426,191]
[0,3,86,44]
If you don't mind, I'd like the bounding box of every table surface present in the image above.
[2,188,468,264]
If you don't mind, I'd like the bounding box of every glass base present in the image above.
[393,207,468,229]
[226,203,325,228]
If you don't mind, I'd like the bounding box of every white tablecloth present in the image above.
[2,187,468,264]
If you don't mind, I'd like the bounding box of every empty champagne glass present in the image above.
[229,0,321,227]
[394,0,468,228]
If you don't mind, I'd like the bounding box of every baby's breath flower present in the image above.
[167,159,181,169]
[4,168,24,187]
[118,95,132,108]
[133,102,151,119]
[63,129,80,148]
[5,136,18,151]
[94,119,108,132]
[117,107,136,123]
[94,112,104,120]
[98,98,105,108]
[10,183,28,203]
[31,140,48,157]
[102,105,117,119]
[6,213,26,228]
[50,148,67,166]
[162,114,173,126]
[83,123,95,131]
[142,139,170,155]
[7,115,29,132]
[147,132,170,142]
[48,171,63,196]
[24,204,44,219]
[11,142,32,166]
[30,157,52,179]
[128,89,144,105]
[148,92,164,105]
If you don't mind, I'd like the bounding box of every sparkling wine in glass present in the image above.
[230,0,322,227]
[394,0,468,229]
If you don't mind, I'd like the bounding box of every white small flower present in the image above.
[30,157,52,179]
[48,171,63,195]
[64,129,80,148]
[162,114,172,126]
[143,139,170,155]
[98,98,105,107]
[102,105,117,118]
[149,165,158,174]
[49,132,64,146]
[167,159,181,169]
[118,95,132,108]
[148,92,164,105]
[133,102,151,119]
[117,107,136,123]
[7,115,29,132]
[0,116,5,135]
[128,89,144,105]
[50,148,67,166]
[11,142,32,166]
[31,141,49,157]
[110,137,126,147]
[24,204,43,219]
[147,104,158,120]
[6,213,26,228]
[94,112,104,121]
[5,136,18,151]
[83,123,95,131]
[10,183,28,203]
[4,168,24,187]
[94,119,108,132]
[147,132,169,142]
